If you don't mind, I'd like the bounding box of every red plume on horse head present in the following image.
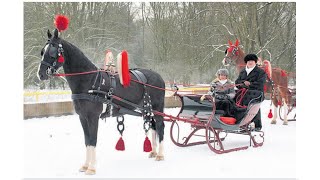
[54,15,69,32]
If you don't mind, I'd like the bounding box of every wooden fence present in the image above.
[24,96,182,119]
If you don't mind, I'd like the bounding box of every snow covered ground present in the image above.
[24,99,296,178]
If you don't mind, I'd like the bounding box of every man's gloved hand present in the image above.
[200,95,206,101]
[244,81,251,86]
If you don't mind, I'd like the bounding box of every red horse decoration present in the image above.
[222,39,291,125]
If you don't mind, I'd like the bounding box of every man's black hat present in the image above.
[244,54,258,63]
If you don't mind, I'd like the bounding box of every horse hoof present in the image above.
[85,168,96,175]
[271,120,276,124]
[283,122,288,125]
[79,166,88,172]
[149,152,157,158]
[155,155,164,161]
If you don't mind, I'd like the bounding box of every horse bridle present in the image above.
[40,41,65,76]
[224,46,240,66]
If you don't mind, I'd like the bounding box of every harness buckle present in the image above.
[108,88,114,97]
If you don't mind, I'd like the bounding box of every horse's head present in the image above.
[38,29,65,80]
[222,39,241,66]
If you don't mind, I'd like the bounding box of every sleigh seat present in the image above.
[176,94,225,121]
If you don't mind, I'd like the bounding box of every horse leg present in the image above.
[85,115,99,175]
[270,104,278,124]
[148,128,158,158]
[279,88,289,125]
[85,145,97,175]
[270,94,278,124]
[79,146,90,172]
[156,141,164,161]
[155,116,165,161]
[79,115,91,172]
[282,98,289,125]
[77,110,100,175]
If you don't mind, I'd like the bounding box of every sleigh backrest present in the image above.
[238,102,261,126]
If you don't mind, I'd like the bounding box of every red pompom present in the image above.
[54,15,69,32]
[143,136,152,152]
[115,137,125,151]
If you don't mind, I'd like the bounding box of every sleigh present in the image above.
[163,89,264,154]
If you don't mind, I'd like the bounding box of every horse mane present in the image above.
[235,46,246,73]
[61,39,97,71]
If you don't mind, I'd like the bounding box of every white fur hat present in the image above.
[216,68,229,76]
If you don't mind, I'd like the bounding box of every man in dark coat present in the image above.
[235,54,266,131]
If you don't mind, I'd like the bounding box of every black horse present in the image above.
[38,29,165,175]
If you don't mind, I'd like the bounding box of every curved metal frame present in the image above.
[279,104,296,121]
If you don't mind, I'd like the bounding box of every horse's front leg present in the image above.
[79,146,96,175]
[85,146,96,175]
[79,146,90,172]
[78,115,92,172]
[78,112,100,175]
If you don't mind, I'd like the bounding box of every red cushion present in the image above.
[220,117,236,125]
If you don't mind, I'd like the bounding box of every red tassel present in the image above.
[115,137,125,151]
[121,50,131,87]
[281,70,287,77]
[58,55,64,63]
[268,109,273,118]
[143,136,152,152]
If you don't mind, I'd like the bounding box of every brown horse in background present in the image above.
[222,39,291,125]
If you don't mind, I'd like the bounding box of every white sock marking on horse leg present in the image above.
[79,146,91,172]
[271,104,277,124]
[158,141,164,157]
[151,129,157,152]
[88,146,96,170]
[273,105,278,121]
[84,146,91,167]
